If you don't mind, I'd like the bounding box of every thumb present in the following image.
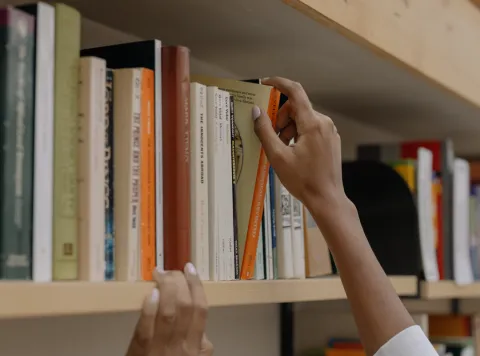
[252,105,286,164]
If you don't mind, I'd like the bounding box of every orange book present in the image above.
[325,349,366,356]
[140,68,156,280]
[429,315,471,337]
[240,88,280,279]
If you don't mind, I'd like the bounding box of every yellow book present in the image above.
[53,4,80,280]
[391,159,416,192]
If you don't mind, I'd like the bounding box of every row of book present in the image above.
[355,141,480,284]
[301,315,478,355]
[0,2,332,281]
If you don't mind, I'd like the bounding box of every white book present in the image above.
[291,196,306,279]
[28,3,55,282]
[417,148,439,282]
[206,87,220,281]
[217,90,227,281]
[453,158,474,285]
[190,83,210,281]
[264,179,273,279]
[254,220,265,280]
[113,68,142,281]
[153,40,163,270]
[77,57,106,281]
[275,175,294,279]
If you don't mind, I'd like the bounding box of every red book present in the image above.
[162,46,191,271]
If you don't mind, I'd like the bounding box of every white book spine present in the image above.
[207,87,219,281]
[254,220,265,280]
[190,83,210,281]
[291,197,306,279]
[453,158,474,285]
[417,148,439,282]
[32,3,55,282]
[275,175,294,279]
[77,57,106,281]
[217,91,227,280]
[223,92,235,280]
[154,40,164,270]
[114,69,141,281]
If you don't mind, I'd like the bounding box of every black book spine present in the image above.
[230,95,240,279]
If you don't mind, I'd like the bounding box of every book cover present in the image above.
[0,7,35,279]
[230,95,240,279]
[190,75,280,279]
[162,46,191,271]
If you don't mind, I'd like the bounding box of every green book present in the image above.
[52,4,81,280]
[0,7,35,279]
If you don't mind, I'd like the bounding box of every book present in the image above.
[77,56,106,281]
[17,2,55,282]
[276,175,294,279]
[140,68,156,281]
[303,206,332,277]
[230,95,240,279]
[162,46,191,271]
[112,68,142,281]
[190,75,280,279]
[0,7,35,279]
[104,68,115,280]
[52,3,81,280]
[81,39,164,269]
[190,82,210,280]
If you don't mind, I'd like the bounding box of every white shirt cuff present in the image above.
[374,325,438,356]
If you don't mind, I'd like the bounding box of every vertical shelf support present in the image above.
[280,303,294,356]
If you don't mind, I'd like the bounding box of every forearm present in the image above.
[310,196,415,356]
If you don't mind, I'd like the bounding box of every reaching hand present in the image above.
[253,77,347,215]
[126,264,213,356]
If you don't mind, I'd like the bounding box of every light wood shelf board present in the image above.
[421,281,480,299]
[0,276,416,319]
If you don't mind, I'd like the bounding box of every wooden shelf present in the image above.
[0,276,416,319]
[25,0,479,155]
[421,281,480,299]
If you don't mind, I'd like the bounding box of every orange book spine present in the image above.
[140,69,156,280]
[240,88,281,279]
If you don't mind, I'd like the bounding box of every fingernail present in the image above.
[144,288,160,315]
[185,262,197,275]
[262,77,270,82]
[252,105,261,121]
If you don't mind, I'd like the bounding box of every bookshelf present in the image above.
[421,281,480,300]
[0,277,417,319]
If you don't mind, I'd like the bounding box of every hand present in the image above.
[253,76,349,215]
[126,263,213,356]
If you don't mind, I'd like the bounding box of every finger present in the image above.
[125,288,159,356]
[184,263,209,353]
[149,269,178,353]
[278,121,297,145]
[253,105,290,166]
[275,100,293,132]
[200,334,214,356]
[169,271,193,345]
[261,77,311,112]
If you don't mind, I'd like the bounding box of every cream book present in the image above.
[113,68,142,281]
[191,75,280,279]
[275,175,294,279]
[77,57,106,281]
[190,83,210,281]
[303,206,332,277]
[291,196,306,279]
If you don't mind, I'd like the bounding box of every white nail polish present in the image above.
[156,266,165,274]
[185,262,197,275]
[252,105,261,120]
[144,288,160,315]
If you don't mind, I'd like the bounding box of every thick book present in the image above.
[191,75,280,279]
[162,46,191,271]
[104,68,115,280]
[17,2,55,282]
[81,39,164,269]
[357,140,454,280]
[0,7,35,279]
[77,56,106,281]
[52,3,80,280]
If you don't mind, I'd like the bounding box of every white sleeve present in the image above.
[374,325,439,356]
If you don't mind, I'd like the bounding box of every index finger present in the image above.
[261,77,311,111]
